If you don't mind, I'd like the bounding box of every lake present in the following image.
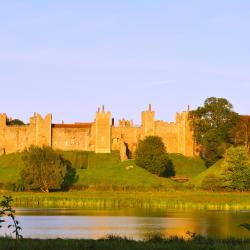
[1,208,250,240]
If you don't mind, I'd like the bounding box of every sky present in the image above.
[0,0,249,124]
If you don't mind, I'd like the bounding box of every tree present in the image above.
[21,146,77,192]
[6,118,25,125]
[222,146,250,191]
[135,136,168,176]
[190,97,240,166]
[231,116,250,149]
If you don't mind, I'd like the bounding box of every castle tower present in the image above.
[176,108,194,156]
[95,105,111,153]
[0,114,7,153]
[0,113,7,128]
[141,104,155,136]
[30,113,52,147]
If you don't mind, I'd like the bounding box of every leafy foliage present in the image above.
[201,173,221,191]
[135,136,169,176]
[232,116,250,149]
[191,97,240,166]
[21,146,77,192]
[222,146,250,191]
[0,196,22,241]
[6,118,25,126]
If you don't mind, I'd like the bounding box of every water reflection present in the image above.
[1,208,249,239]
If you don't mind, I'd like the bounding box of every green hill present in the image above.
[169,153,206,178]
[0,151,206,191]
[188,160,224,187]
[0,151,173,190]
[0,153,23,185]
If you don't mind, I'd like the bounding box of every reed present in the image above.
[2,191,250,210]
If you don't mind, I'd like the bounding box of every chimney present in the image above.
[149,104,152,112]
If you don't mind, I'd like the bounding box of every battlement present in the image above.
[0,105,196,156]
[118,118,134,128]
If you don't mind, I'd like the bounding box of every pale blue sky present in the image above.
[0,1,249,124]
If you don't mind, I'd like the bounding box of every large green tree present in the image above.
[222,146,250,191]
[21,146,77,192]
[231,116,250,149]
[191,97,239,166]
[135,136,169,176]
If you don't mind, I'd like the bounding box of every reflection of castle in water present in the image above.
[0,105,196,157]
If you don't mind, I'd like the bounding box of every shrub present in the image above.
[201,174,221,191]
[135,136,168,176]
[222,146,250,191]
[21,146,78,192]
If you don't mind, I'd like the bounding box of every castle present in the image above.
[0,105,196,157]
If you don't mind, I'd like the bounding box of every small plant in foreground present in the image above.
[0,196,23,242]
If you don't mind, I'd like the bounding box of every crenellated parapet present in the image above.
[0,105,196,157]
[118,118,134,128]
[32,113,52,147]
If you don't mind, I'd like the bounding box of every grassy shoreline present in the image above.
[0,236,250,250]
[1,190,250,210]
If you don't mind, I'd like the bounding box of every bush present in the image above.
[21,146,78,192]
[135,136,168,176]
[222,146,250,191]
[201,174,222,191]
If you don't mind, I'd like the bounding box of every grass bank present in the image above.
[2,191,250,210]
[0,151,206,191]
[0,236,249,250]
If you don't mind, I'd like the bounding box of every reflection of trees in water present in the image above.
[135,210,250,239]
[11,208,250,239]
[202,211,250,238]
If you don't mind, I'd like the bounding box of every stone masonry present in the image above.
[0,105,197,157]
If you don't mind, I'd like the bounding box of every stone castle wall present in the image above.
[0,105,196,157]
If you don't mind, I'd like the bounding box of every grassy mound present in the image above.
[75,160,174,190]
[188,160,224,187]
[0,151,173,190]
[168,154,206,178]
[0,151,206,191]
[61,151,121,169]
[0,153,23,187]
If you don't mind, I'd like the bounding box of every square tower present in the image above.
[141,104,155,136]
[95,106,111,153]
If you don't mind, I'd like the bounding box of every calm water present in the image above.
[1,208,250,239]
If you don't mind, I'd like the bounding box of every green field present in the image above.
[0,151,207,191]
[0,236,249,250]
